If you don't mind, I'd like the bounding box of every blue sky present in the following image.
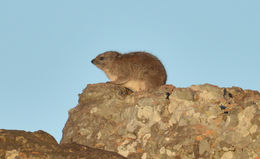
[0,0,259,142]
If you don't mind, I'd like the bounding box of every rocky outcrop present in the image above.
[0,129,126,159]
[61,83,260,159]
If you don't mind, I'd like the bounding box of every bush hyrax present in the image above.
[91,51,167,91]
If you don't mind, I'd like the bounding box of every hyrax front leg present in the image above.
[108,76,129,85]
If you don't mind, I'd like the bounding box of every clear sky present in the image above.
[0,0,259,142]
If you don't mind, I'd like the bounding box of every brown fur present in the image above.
[91,51,167,91]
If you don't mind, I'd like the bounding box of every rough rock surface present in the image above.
[0,129,126,159]
[61,83,260,159]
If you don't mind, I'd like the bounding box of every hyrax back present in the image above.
[91,51,167,91]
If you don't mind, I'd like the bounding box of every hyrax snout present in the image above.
[91,51,167,91]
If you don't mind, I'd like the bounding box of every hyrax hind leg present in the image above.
[143,79,161,91]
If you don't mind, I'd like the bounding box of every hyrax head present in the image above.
[91,51,121,69]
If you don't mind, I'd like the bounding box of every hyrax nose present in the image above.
[91,59,95,63]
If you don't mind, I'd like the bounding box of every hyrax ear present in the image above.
[107,51,121,58]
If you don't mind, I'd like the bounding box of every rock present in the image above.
[61,83,260,159]
[0,129,126,159]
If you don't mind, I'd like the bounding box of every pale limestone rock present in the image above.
[61,83,260,159]
[221,151,234,159]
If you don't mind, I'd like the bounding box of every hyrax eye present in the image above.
[99,57,104,60]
